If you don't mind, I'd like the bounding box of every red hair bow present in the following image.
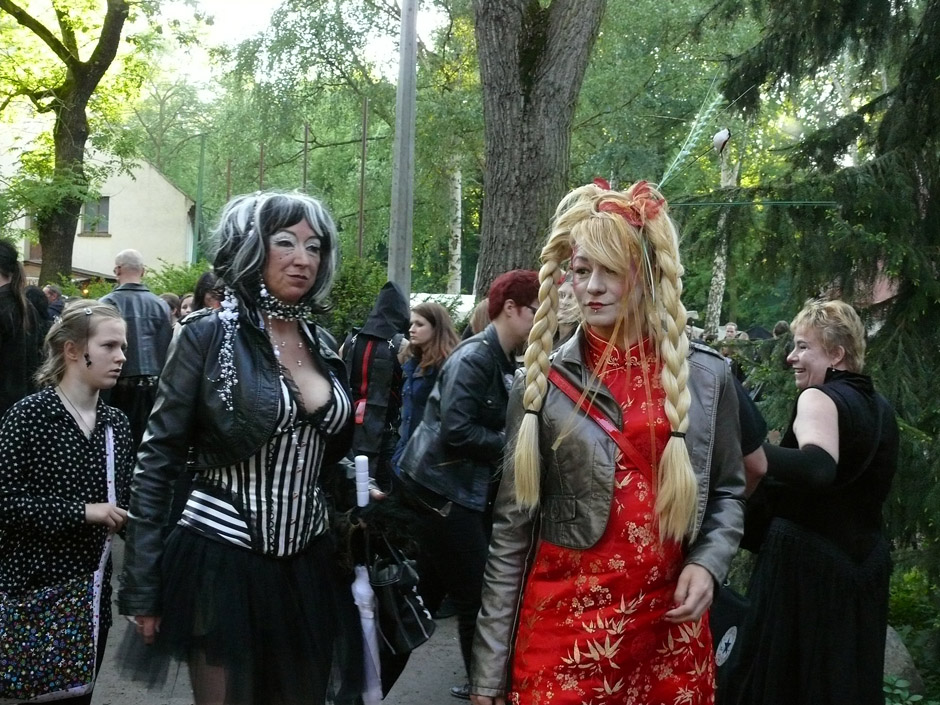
[597,180,664,228]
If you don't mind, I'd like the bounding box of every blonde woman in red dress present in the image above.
[470,180,745,705]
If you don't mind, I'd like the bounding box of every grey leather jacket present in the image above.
[470,331,745,697]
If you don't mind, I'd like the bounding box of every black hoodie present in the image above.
[343,281,410,488]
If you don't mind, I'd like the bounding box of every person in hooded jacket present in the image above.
[341,281,410,492]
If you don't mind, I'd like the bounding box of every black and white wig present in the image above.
[211,191,339,313]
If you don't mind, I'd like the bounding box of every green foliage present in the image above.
[319,256,388,342]
[890,567,939,629]
[884,675,939,705]
[143,259,212,297]
[58,277,113,301]
[888,565,940,700]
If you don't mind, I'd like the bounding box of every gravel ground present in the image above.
[92,541,465,705]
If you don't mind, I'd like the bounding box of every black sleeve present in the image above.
[733,375,767,456]
[763,442,837,490]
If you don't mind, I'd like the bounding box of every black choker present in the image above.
[258,286,314,322]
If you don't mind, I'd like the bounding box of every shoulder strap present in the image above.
[547,368,653,479]
[98,425,116,574]
[359,340,375,399]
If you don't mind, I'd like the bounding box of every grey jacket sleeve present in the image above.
[684,358,746,583]
[470,375,537,698]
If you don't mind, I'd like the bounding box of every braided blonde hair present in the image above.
[513,181,697,542]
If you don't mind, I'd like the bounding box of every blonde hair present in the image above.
[35,300,125,388]
[513,181,697,542]
[791,298,866,372]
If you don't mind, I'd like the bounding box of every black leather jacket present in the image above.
[101,283,172,377]
[118,306,352,615]
[404,323,516,511]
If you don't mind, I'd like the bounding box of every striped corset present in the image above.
[180,372,351,556]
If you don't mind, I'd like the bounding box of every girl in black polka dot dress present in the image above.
[0,300,135,704]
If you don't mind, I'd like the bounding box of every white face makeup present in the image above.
[570,253,640,340]
[262,220,321,303]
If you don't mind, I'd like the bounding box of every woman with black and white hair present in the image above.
[120,191,354,705]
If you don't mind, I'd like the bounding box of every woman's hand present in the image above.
[664,563,714,623]
[470,695,506,705]
[133,615,161,645]
[84,502,128,531]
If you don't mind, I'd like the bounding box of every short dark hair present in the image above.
[211,191,339,312]
[487,269,539,320]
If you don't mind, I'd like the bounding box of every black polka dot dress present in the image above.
[0,387,134,629]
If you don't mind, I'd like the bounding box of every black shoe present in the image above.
[434,595,457,619]
[450,683,471,700]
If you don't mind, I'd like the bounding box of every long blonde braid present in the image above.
[640,202,696,542]
[513,184,602,508]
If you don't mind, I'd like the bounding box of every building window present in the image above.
[82,197,110,235]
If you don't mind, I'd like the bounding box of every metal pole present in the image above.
[303,123,309,192]
[194,133,207,263]
[259,143,265,190]
[387,0,418,294]
[358,98,369,257]
[226,159,232,201]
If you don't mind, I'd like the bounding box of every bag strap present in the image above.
[547,368,653,479]
[98,425,116,574]
[359,339,375,399]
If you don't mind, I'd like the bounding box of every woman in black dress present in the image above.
[0,300,134,704]
[732,299,899,705]
[120,191,354,705]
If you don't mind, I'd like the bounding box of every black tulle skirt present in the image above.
[119,526,363,705]
[727,518,890,705]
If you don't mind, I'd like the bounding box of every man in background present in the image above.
[42,284,65,320]
[100,249,172,451]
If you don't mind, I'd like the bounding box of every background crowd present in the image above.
[0,183,898,705]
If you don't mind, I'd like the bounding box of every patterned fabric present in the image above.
[0,388,133,629]
[508,334,714,705]
[0,573,97,701]
[180,371,351,555]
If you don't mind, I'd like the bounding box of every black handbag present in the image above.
[368,533,435,656]
[396,418,440,480]
[0,427,116,704]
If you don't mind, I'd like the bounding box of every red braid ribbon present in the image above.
[597,180,665,228]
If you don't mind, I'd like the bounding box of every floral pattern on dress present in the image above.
[508,335,714,705]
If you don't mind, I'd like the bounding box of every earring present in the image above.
[84,353,92,368]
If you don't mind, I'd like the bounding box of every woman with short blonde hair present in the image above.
[731,298,897,705]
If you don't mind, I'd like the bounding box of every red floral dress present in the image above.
[508,333,715,705]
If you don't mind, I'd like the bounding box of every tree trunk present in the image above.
[1,0,130,285]
[447,162,462,295]
[472,0,607,296]
[37,98,88,285]
[704,208,730,339]
[704,136,744,338]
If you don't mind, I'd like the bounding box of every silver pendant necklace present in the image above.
[57,386,95,438]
